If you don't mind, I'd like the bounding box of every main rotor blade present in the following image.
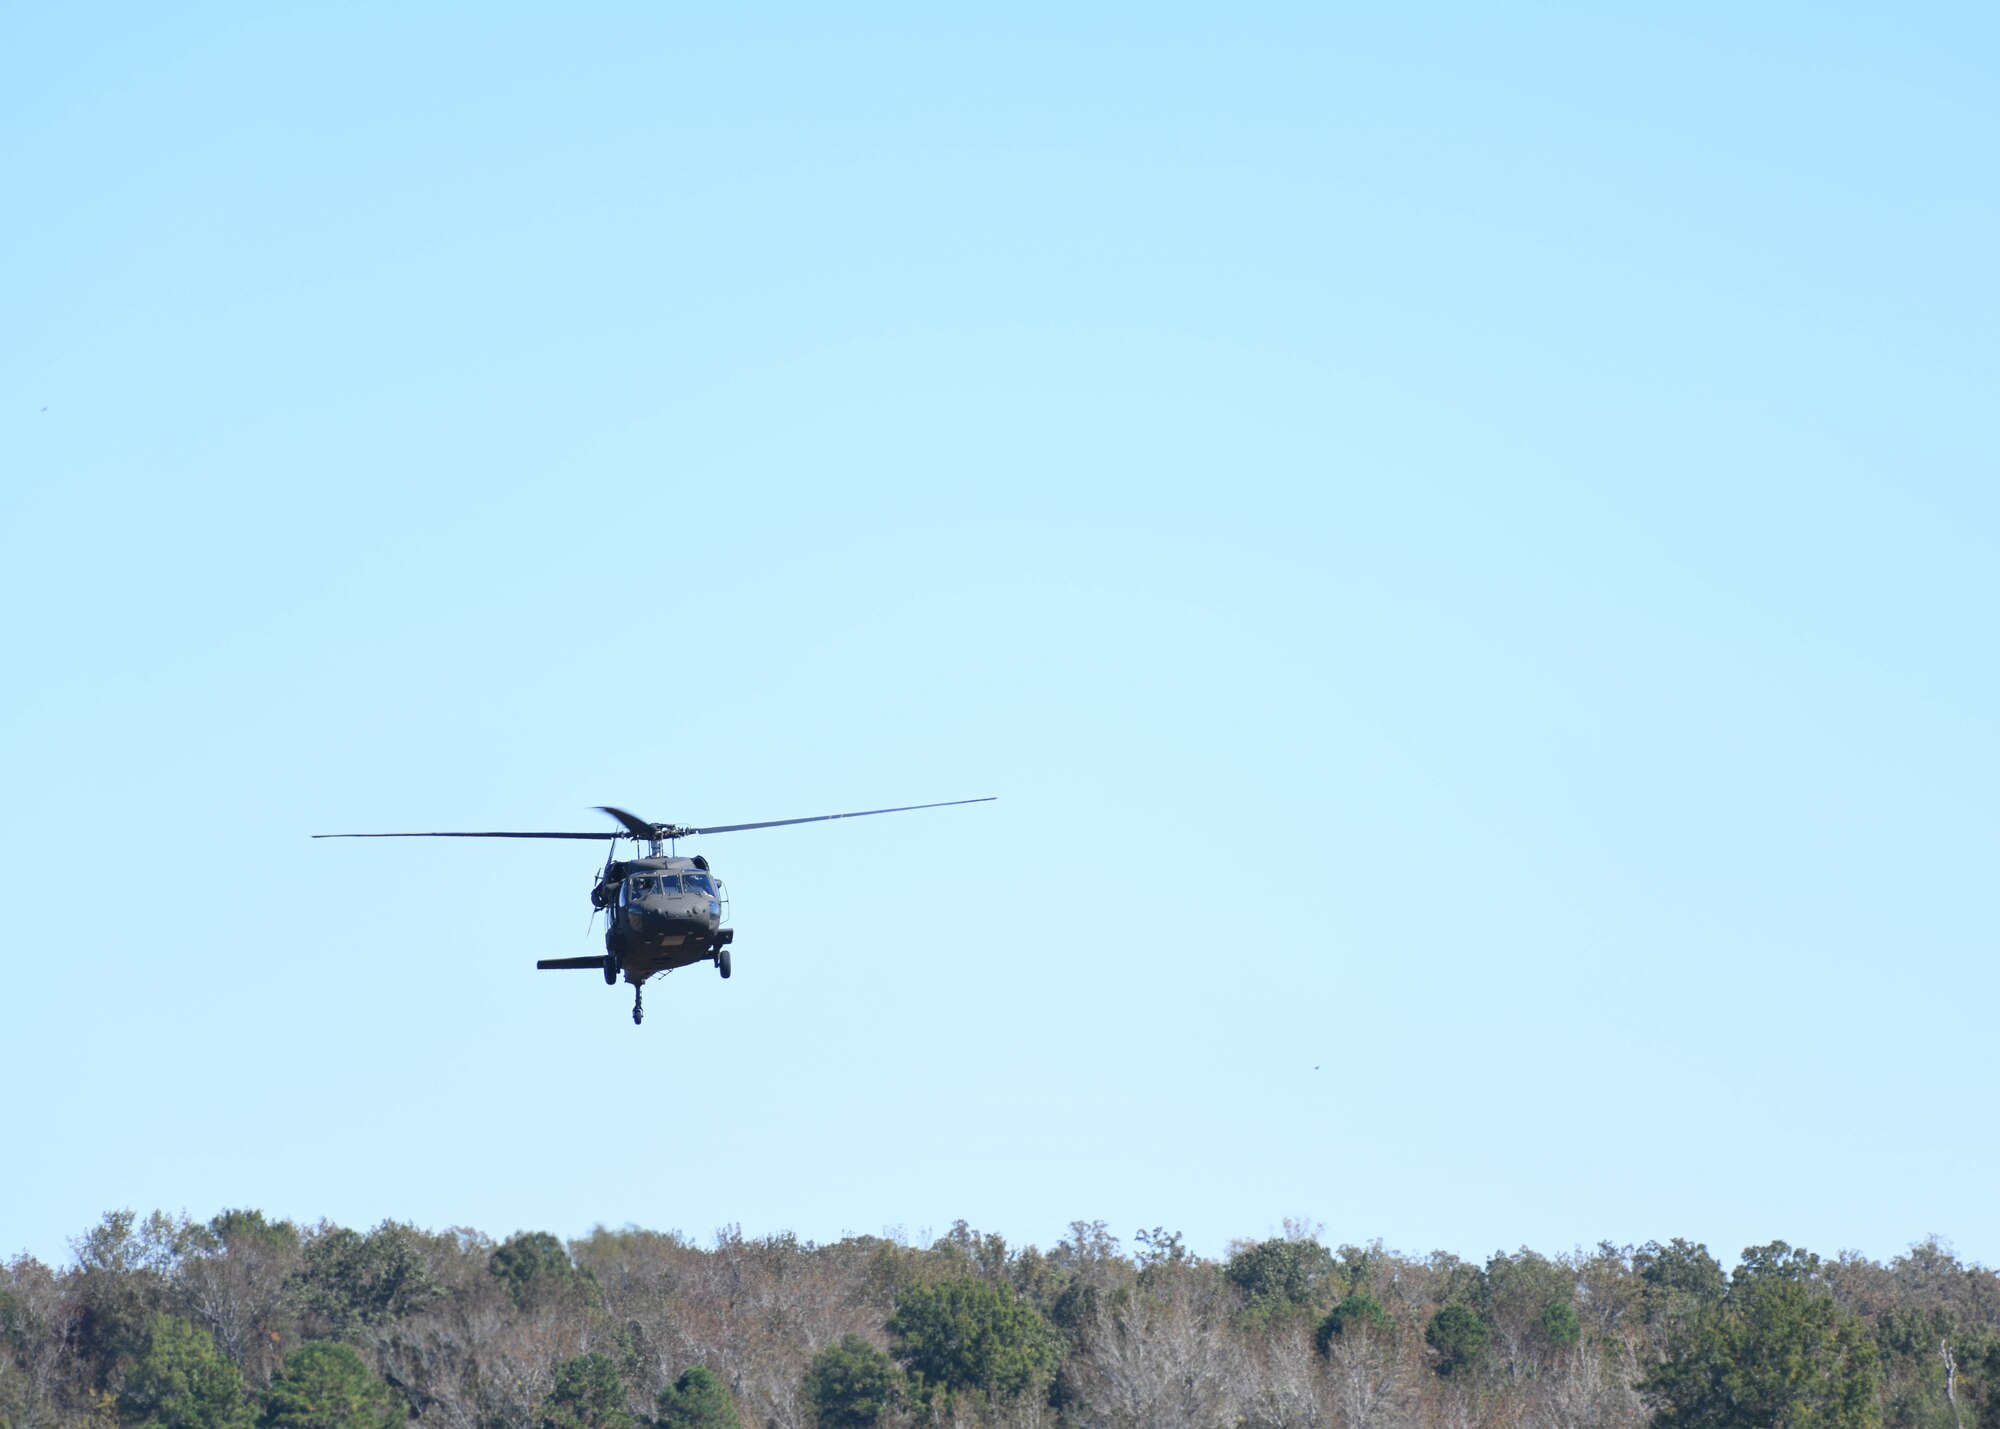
[593,806,658,838]
[314,799,995,842]
[312,831,620,840]
[686,797,996,837]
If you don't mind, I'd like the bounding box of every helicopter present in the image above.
[314,798,993,1024]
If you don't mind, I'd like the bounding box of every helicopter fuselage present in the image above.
[597,854,731,985]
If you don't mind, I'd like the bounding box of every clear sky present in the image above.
[3,5,1995,1273]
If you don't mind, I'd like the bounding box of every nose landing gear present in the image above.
[632,981,643,1025]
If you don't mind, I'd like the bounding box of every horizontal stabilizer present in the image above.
[537,956,608,971]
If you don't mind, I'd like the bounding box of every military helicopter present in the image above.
[315,798,993,1024]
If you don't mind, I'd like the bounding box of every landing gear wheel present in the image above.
[603,953,618,986]
[631,983,644,1025]
[718,946,732,979]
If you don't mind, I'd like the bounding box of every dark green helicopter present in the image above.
[315,798,993,1024]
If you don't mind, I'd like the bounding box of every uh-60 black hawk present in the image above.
[316,797,993,1024]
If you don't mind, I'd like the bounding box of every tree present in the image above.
[1130,1229,1188,1274]
[120,1314,255,1429]
[1223,1239,1339,1323]
[1,1254,75,1429]
[490,1234,581,1311]
[297,1225,443,1338]
[1871,1306,1966,1429]
[1425,1305,1490,1377]
[886,1278,1061,1403]
[1472,1249,1585,1374]
[1635,1240,1727,1320]
[1733,1241,1825,1288]
[175,1210,301,1380]
[653,1366,738,1429]
[1538,1300,1580,1351]
[1064,1271,1232,1429]
[72,1212,179,1390]
[1966,1337,2000,1429]
[539,1356,633,1429]
[1322,1317,1409,1429]
[801,1339,899,1429]
[1317,1293,1393,1355]
[933,1223,1010,1286]
[1643,1274,1880,1429]
[1051,1222,1124,1277]
[259,1343,402,1429]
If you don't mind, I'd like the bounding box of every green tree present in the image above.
[1966,1338,2000,1429]
[1317,1293,1394,1355]
[652,1367,737,1429]
[259,1343,401,1429]
[1425,1305,1490,1377]
[120,1315,255,1429]
[1046,1279,1099,1337]
[539,1356,632,1429]
[1643,1275,1880,1429]
[489,1233,580,1311]
[887,1278,1061,1403]
[1872,1307,1963,1429]
[933,1223,1010,1286]
[73,1212,178,1391]
[297,1225,442,1338]
[1637,1242,1727,1306]
[1478,1249,1578,1363]
[801,1339,900,1429]
[1224,1239,1339,1323]
[1538,1300,1580,1351]
[1734,1241,1824,1287]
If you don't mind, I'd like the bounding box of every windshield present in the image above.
[684,872,715,896]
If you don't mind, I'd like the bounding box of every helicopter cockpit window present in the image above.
[684,872,715,896]
[654,874,682,896]
[629,877,652,896]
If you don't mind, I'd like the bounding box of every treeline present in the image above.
[4,1212,1999,1429]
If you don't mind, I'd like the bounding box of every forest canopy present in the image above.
[3,1211,1997,1429]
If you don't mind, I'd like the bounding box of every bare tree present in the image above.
[1523,1345,1644,1429]
[173,1214,302,1383]
[0,1257,76,1429]
[1068,1268,1234,1429]
[1232,1324,1335,1429]
[1323,1326,1410,1429]
[375,1261,581,1429]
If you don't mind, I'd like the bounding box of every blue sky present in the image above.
[2,5,1995,1272]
